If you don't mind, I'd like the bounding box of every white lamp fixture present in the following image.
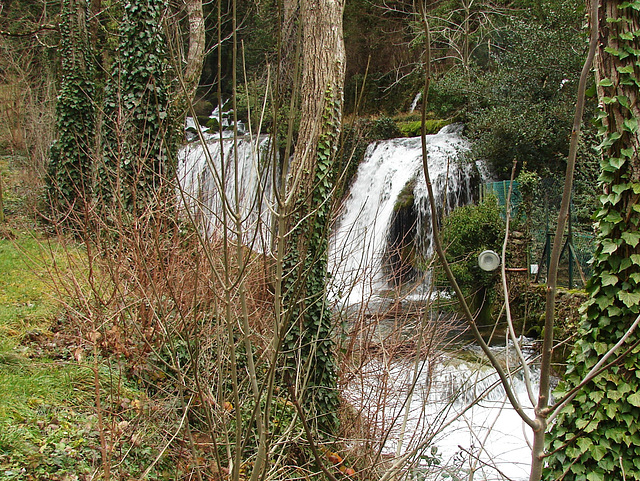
[478,250,500,272]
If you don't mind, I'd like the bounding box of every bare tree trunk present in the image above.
[184,0,205,103]
[287,0,345,194]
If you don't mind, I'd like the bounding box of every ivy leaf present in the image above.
[624,117,639,132]
[618,96,631,109]
[599,78,614,87]
[609,157,627,169]
[618,290,640,308]
[628,391,640,407]
[613,182,630,194]
[608,305,623,317]
[596,294,614,310]
[602,273,619,286]
[586,471,605,481]
[577,437,593,454]
[622,231,640,247]
[602,239,620,254]
[594,342,610,355]
[591,444,608,462]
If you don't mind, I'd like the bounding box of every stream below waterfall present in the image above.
[178,124,539,480]
[343,334,539,481]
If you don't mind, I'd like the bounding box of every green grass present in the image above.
[0,159,111,479]
[0,156,204,480]
[0,236,60,343]
[0,360,96,469]
[0,224,170,479]
[0,356,154,480]
[396,119,448,137]
[0,229,99,479]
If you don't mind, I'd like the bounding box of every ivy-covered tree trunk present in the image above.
[47,0,95,220]
[282,0,345,435]
[545,2,640,479]
[99,0,173,214]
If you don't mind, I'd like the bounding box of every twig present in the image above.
[0,24,58,37]
[548,313,640,422]
[92,332,111,481]
[457,445,516,481]
[285,382,341,481]
[139,395,193,480]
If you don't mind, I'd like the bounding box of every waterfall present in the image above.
[410,91,422,112]
[177,134,274,253]
[177,127,536,480]
[177,125,477,301]
[329,124,476,306]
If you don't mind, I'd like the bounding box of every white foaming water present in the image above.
[345,344,538,480]
[177,135,274,252]
[329,126,473,305]
[410,91,423,112]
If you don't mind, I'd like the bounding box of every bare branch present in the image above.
[0,24,58,38]
[548,313,640,422]
[417,0,536,430]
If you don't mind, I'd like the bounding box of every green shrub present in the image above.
[397,119,447,137]
[437,195,504,294]
[369,116,401,140]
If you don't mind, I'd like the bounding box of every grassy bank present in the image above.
[0,155,170,480]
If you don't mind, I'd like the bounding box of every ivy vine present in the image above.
[47,0,95,221]
[282,88,342,435]
[545,2,640,480]
[98,0,173,213]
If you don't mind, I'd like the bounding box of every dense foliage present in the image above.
[46,0,95,219]
[437,195,504,299]
[545,2,640,479]
[428,0,595,178]
[99,0,173,212]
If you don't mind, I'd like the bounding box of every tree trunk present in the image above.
[544,2,640,479]
[595,2,640,168]
[281,0,346,435]
[184,0,205,104]
[288,0,345,191]
[46,0,95,220]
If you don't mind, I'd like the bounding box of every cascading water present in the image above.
[177,132,274,252]
[177,124,476,294]
[329,124,476,306]
[410,91,423,112]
